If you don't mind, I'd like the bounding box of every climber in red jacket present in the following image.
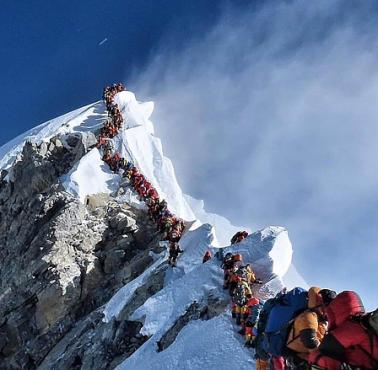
[230,231,249,245]
[202,250,212,263]
[309,291,378,370]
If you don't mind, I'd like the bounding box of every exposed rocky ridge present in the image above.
[0,134,170,369]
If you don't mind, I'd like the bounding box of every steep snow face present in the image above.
[184,194,247,246]
[59,90,196,221]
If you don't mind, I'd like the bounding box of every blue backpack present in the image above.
[254,297,282,361]
[262,287,308,357]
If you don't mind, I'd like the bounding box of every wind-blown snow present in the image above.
[57,91,196,221]
[184,194,249,246]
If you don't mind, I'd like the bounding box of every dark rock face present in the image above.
[0,135,166,370]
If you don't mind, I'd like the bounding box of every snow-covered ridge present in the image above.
[0,88,295,280]
[0,102,104,170]
[0,88,301,370]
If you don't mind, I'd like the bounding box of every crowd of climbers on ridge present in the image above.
[98,84,185,266]
[201,231,378,370]
[99,84,377,369]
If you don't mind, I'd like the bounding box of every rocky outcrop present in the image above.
[0,135,167,369]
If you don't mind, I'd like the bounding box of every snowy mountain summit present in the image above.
[0,89,296,369]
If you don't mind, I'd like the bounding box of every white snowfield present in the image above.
[0,89,306,370]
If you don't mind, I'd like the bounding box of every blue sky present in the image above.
[1,0,377,310]
[0,0,245,145]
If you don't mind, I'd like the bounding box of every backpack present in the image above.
[233,283,249,306]
[246,302,264,327]
[254,298,281,361]
[368,308,378,335]
[235,266,249,281]
[262,287,308,357]
[351,308,378,368]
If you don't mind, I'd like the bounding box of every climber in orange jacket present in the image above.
[231,274,253,325]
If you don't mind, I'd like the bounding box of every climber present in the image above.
[233,253,243,264]
[147,198,160,220]
[102,151,112,165]
[108,153,122,172]
[158,215,172,233]
[221,253,243,290]
[149,199,167,222]
[285,287,336,367]
[145,187,159,201]
[167,221,183,242]
[232,271,253,325]
[244,298,263,345]
[119,158,132,173]
[227,255,244,294]
[202,250,212,263]
[215,247,225,262]
[136,182,147,199]
[309,291,378,370]
[243,263,258,286]
[221,253,235,289]
[157,199,168,217]
[168,241,183,267]
[104,121,118,138]
[230,230,249,245]
[113,113,123,129]
[233,266,260,325]
[97,135,108,148]
[125,166,138,180]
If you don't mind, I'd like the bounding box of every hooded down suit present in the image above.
[309,291,378,370]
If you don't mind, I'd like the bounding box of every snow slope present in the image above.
[0,89,305,370]
[0,102,105,170]
[62,148,121,203]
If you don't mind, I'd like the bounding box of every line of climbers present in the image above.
[97,83,185,266]
[218,245,378,370]
[220,251,264,338]
[98,84,377,369]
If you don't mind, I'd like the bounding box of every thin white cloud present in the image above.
[131,0,378,309]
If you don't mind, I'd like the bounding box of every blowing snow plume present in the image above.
[131,0,378,310]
